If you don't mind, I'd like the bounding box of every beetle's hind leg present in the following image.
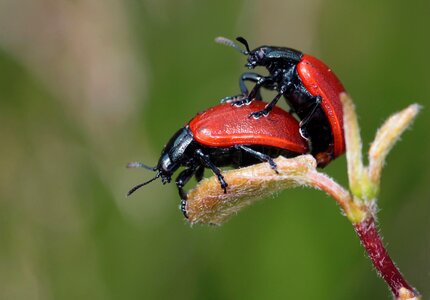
[298,95,322,139]
[235,145,279,174]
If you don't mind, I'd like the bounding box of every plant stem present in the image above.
[354,216,418,299]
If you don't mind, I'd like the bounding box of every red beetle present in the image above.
[127,101,308,217]
[216,37,345,166]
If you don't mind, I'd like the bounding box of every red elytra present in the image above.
[297,54,345,158]
[189,101,308,154]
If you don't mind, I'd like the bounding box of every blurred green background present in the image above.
[0,0,429,299]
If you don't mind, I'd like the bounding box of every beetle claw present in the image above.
[220,182,228,193]
[180,199,189,218]
[221,93,248,104]
[231,98,252,107]
[269,161,279,174]
[249,109,269,119]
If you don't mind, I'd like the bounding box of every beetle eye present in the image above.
[257,50,265,59]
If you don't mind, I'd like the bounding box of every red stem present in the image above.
[354,217,418,298]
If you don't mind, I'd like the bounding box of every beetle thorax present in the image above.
[156,127,195,183]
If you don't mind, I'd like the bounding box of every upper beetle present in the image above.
[127,101,308,217]
[216,36,346,166]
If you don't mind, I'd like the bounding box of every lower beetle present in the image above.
[216,36,346,166]
[127,101,308,217]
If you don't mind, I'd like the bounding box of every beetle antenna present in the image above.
[215,36,248,55]
[127,172,161,196]
[126,161,156,171]
[236,37,251,54]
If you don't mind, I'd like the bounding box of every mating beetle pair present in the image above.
[215,36,345,166]
[128,101,308,217]
[128,37,346,217]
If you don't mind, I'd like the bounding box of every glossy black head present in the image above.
[216,36,303,69]
[127,127,195,196]
[245,45,271,69]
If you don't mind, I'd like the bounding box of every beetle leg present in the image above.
[175,166,198,200]
[220,93,248,104]
[221,73,274,104]
[247,75,276,100]
[239,72,277,100]
[248,82,290,118]
[195,149,228,193]
[179,199,188,218]
[248,91,283,119]
[230,97,253,107]
[176,166,199,218]
[221,72,261,103]
[299,95,322,139]
[195,165,205,182]
[235,145,279,174]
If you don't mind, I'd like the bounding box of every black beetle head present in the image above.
[126,157,176,197]
[235,37,266,68]
[126,127,194,196]
[156,150,177,184]
[126,151,177,196]
[245,46,270,69]
[215,36,270,69]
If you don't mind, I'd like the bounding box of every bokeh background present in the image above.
[0,0,429,299]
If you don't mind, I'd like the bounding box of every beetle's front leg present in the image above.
[246,75,276,101]
[221,72,260,104]
[248,83,290,119]
[221,73,274,105]
[176,165,198,218]
[175,166,198,200]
